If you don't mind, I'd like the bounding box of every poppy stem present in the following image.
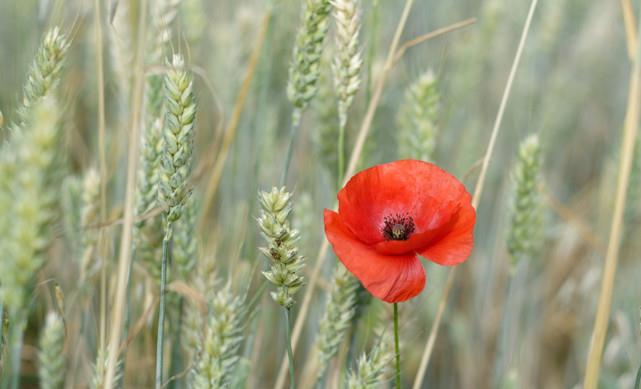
[284,307,296,389]
[155,224,172,389]
[394,303,401,388]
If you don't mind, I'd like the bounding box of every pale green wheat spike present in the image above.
[90,348,123,389]
[346,342,393,389]
[331,0,362,128]
[80,167,101,250]
[159,54,196,224]
[173,196,198,279]
[314,264,359,384]
[38,312,65,389]
[189,286,247,389]
[287,0,332,111]
[0,97,62,315]
[507,135,543,266]
[135,115,164,280]
[79,168,101,282]
[257,187,305,309]
[149,0,182,65]
[15,27,69,124]
[397,70,440,162]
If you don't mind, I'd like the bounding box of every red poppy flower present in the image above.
[324,160,476,303]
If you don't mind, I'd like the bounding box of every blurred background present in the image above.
[0,0,639,388]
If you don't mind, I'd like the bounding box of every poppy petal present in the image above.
[419,191,476,266]
[337,160,471,245]
[324,209,426,302]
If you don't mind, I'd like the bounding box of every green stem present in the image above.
[280,109,302,186]
[4,312,26,389]
[393,303,401,389]
[635,362,641,389]
[167,297,184,389]
[337,122,346,187]
[0,301,4,359]
[284,307,296,389]
[155,225,172,389]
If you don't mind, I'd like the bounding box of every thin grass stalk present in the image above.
[274,2,413,385]
[167,297,184,389]
[156,227,172,389]
[103,0,149,385]
[4,313,26,389]
[0,302,4,358]
[393,303,401,389]
[280,110,302,186]
[285,308,296,389]
[337,125,346,187]
[412,1,540,387]
[93,0,109,356]
[583,5,641,387]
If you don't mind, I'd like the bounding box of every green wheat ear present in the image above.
[189,285,247,389]
[38,312,65,389]
[314,264,359,385]
[0,96,63,316]
[287,0,331,111]
[346,340,393,389]
[257,187,305,309]
[332,0,363,128]
[16,27,69,125]
[159,54,196,225]
[507,134,543,267]
[398,70,440,162]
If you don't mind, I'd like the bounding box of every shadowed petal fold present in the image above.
[324,210,425,302]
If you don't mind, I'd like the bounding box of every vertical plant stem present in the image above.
[5,312,26,389]
[168,297,184,389]
[156,225,172,389]
[394,303,401,389]
[285,308,296,389]
[280,109,302,186]
[337,122,346,187]
[0,301,4,359]
[93,0,109,356]
[104,0,148,385]
[583,5,641,386]
[635,363,641,389]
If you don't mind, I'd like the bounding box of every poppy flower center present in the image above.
[382,213,415,241]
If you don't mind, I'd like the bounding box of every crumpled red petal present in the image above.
[337,160,470,248]
[419,189,475,266]
[324,210,426,302]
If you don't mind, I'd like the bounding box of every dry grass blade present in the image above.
[412,1,540,387]
[583,7,641,387]
[620,0,637,61]
[103,0,148,386]
[392,17,476,65]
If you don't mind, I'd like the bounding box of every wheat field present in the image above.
[0,0,640,388]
